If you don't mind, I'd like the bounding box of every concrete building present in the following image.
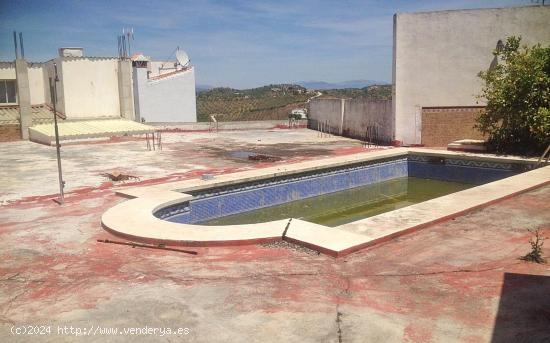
[132,55,197,123]
[0,47,197,141]
[392,5,550,146]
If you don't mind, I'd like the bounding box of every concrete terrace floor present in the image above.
[0,128,549,342]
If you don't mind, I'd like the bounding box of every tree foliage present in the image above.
[477,36,550,154]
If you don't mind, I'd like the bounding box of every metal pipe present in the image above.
[51,63,64,204]
[97,239,198,255]
[18,32,24,59]
[127,31,131,57]
[13,31,19,59]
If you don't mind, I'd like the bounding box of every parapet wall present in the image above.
[149,119,307,131]
[308,98,392,143]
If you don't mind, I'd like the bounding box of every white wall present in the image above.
[60,58,121,118]
[393,6,550,144]
[309,98,393,141]
[148,61,178,77]
[133,66,197,123]
[0,62,47,105]
[0,63,16,79]
[0,63,16,105]
[42,60,62,112]
[28,64,46,105]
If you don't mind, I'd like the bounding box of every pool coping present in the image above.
[101,148,549,257]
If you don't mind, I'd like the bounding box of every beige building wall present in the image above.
[0,62,48,105]
[393,5,550,145]
[28,64,46,105]
[42,60,62,111]
[133,66,196,123]
[148,61,178,77]
[0,63,16,80]
[60,58,121,118]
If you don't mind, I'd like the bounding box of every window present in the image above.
[0,80,17,104]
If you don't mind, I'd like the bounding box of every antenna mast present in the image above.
[117,27,134,59]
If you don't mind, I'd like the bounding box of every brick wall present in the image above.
[0,125,21,142]
[421,107,485,147]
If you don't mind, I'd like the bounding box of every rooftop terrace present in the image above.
[0,128,548,342]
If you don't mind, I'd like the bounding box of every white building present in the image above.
[0,46,197,141]
[392,5,550,146]
[131,55,197,123]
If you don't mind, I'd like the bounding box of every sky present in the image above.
[0,0,531,89]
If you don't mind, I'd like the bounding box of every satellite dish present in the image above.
[176,48,190,67]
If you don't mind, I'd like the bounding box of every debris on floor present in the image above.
[101,171,140,182]
[248,154,282,162]
[261,240,321,255]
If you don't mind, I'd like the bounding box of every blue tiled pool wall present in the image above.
[156,155,533,224]
[407,154,531,185]
[158,157,408,223]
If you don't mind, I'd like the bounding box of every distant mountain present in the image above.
[296,80,389,90]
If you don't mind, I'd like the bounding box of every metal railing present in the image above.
[308,119,392,146]
[146,131,162,151]
[536,143,550,167]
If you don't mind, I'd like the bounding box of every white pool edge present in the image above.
[101,149,549,257]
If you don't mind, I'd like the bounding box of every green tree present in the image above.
[477,36,550,154]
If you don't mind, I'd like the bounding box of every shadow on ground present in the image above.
[491,272,550,342]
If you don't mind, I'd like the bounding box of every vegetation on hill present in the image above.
[196,84,392,122]
[317,85,392,100]
[476,36,550,155]
[196,84,311,122]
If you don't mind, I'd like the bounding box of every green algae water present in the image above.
[200,177,473,227]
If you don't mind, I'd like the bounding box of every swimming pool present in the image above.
[154,153,531,226]
[199,177,473,227]
[101,148,547,257]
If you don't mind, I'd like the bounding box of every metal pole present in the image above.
[51,63,64,204]
[127,31,131,57]
[13,31,19,59]
[19,32,24,59]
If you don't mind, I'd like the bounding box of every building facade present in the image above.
[0,47,197,140]
[392,5,550,146]
[132,57,196,123]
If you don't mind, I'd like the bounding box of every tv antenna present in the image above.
[117,27,134,59]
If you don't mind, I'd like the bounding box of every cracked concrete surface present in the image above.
[0,129,362,204]
[0,129,549,342]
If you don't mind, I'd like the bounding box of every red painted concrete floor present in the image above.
[1,131,549,342]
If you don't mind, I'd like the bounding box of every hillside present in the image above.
[196,84,312,122]
[196,84,392,122]
[317,85,392,100]
[296,80,388,90]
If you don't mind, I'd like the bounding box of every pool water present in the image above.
[199,177,473,227]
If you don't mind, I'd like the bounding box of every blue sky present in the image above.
[0,0,529,88]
